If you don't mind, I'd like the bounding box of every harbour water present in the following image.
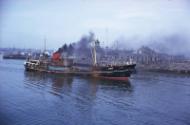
[0,60,190,125]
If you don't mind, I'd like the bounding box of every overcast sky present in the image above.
[1,0,190,51]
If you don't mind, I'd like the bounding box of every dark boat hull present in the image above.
[3,55,27,60]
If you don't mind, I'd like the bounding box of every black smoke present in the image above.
[113,33,190,57]
[148,34,190,56]
[74,32,95,57]
[55,32,104,58]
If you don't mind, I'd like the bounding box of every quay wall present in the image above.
[136,62,190,74]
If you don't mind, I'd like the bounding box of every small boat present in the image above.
[3,53,27,60]
[24,41,136,81]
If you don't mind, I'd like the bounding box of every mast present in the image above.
[44,37,46,52]
[93,41,97,66]
[91,45,95,65]
[91,40,97,66]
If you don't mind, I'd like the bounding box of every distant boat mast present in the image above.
[44,37,47,52]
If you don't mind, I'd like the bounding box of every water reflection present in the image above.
[2,60,190,125]
[23,72,134,124]
[24,72,133,96]
[24,72,74,95]
[51,75,73,94]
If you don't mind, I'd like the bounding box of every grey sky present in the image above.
[1,0,190,51]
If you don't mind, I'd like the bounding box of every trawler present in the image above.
[24,41,136,81]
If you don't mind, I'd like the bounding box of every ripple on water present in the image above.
[0,60,190,125]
